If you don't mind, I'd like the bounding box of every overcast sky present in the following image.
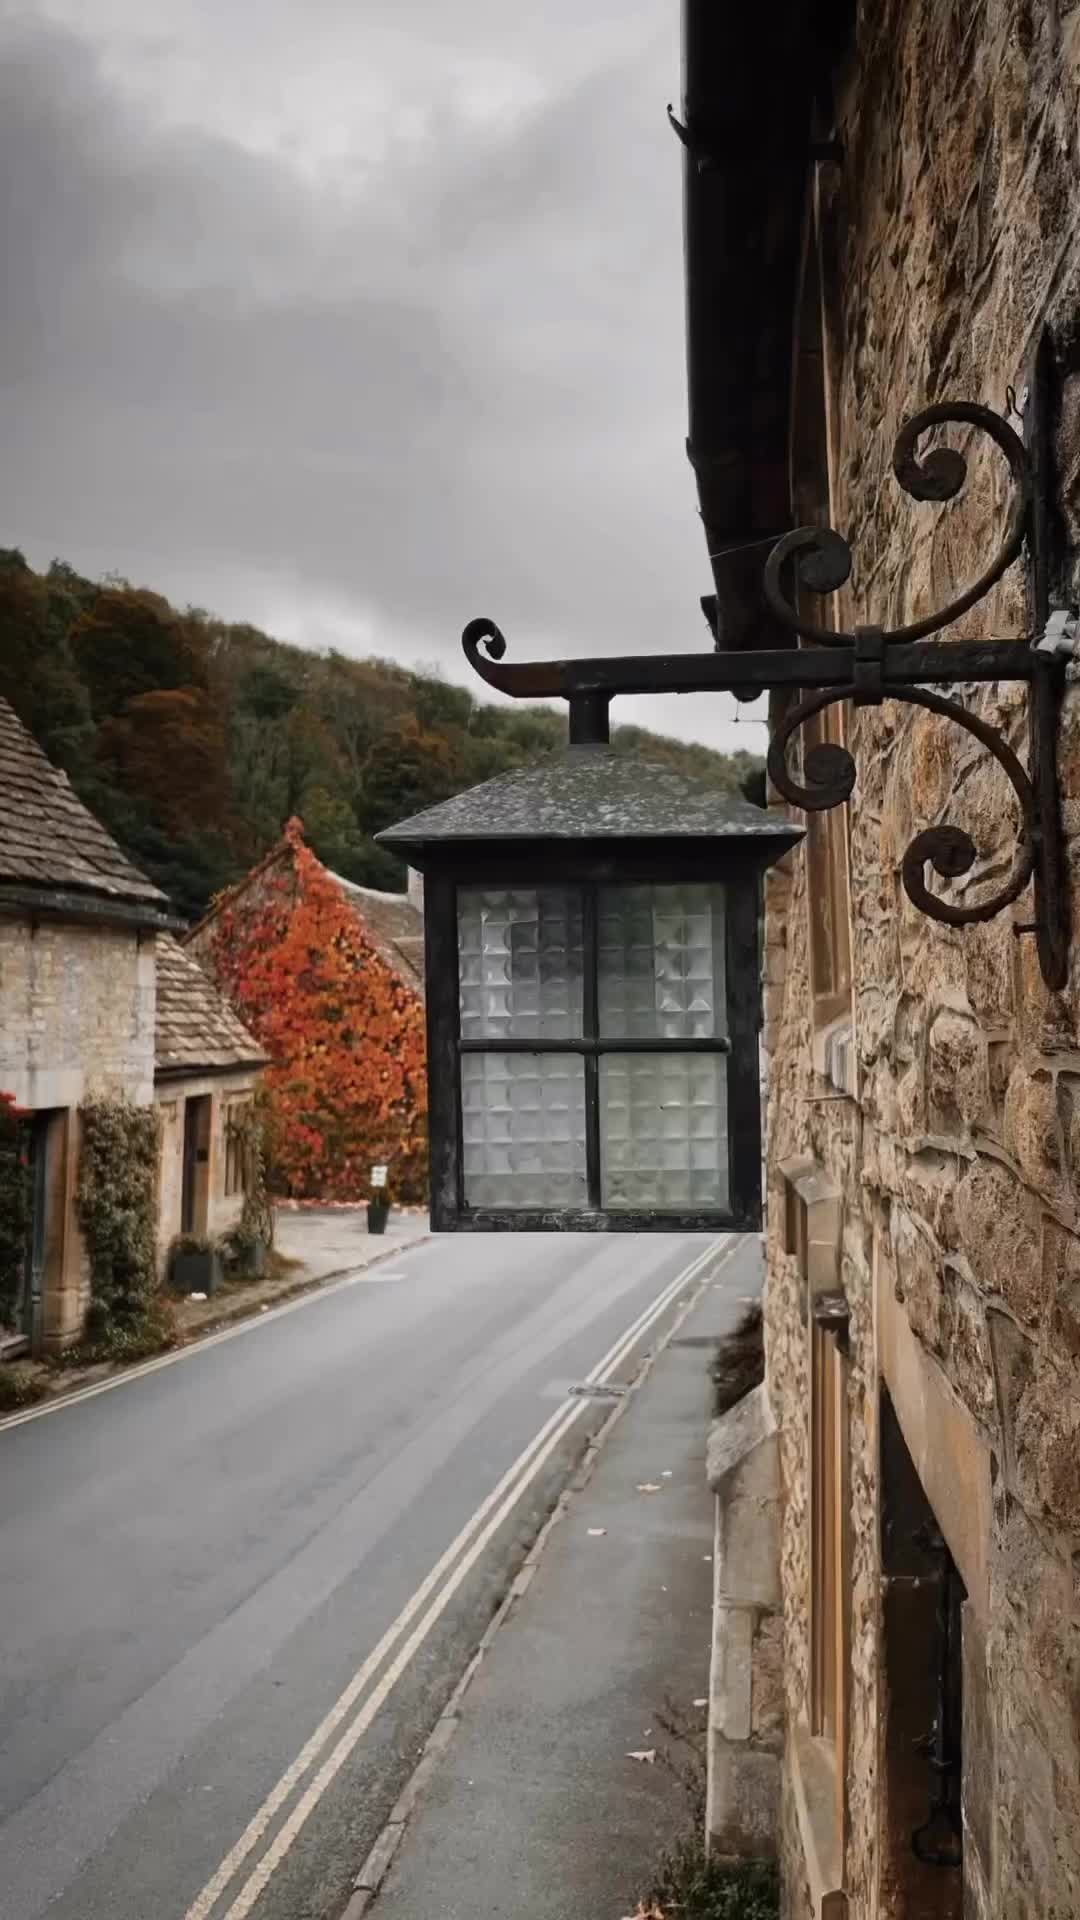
[0,0,766,752]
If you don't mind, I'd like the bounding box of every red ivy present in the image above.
[206,821,428,1202]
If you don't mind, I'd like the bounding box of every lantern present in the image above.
[377,744,798,1231]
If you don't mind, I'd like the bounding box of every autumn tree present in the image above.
[204,823,428,1201]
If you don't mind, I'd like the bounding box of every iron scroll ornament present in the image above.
[459,399,1068,987]
[762,403,1038,932]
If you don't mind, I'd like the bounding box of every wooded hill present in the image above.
[0,549,763,922]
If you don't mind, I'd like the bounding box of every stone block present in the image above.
[709,1386,781,1609]
[943,1268,996,1425]
[955,1158,1044,1332]
[890,1202,945,1354]
[707,1740,781,1860]
[1044,1217,1080,1366]
[751,1613,785,1747]
[927,1006,987,1136]
[1013,1358,1080,1537]
[1003,1066,1064,1203]
[712,1604,753,1742]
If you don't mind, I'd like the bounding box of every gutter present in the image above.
[0,882,185,935]
[680,0,853,650]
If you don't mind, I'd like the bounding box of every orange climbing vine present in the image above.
[205,821,428,1203]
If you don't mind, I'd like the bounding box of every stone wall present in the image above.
[0,917,156,1111]
[156,1069,261,1256]
[765,3,1080,1916]
[0,913,156,1347]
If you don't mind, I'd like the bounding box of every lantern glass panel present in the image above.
[599,1051,728,1209]
[460,1050,588,1208]
[458,887,584,1040]
[597,883,726,1039]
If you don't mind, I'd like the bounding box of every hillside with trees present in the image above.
[0,549,763,922]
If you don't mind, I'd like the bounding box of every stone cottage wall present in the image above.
[156,1067,262,1256]
[0,915,156,1345]
[766,3,1080,1916]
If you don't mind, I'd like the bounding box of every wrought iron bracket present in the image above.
[461,401,1071,989]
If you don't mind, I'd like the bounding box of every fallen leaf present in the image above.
[636,1483,662,1494]
[587,1528,607,1537]
[626,1749,656,1764]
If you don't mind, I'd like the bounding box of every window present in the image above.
[457,883,730,1214]
[224,1102,250,1198]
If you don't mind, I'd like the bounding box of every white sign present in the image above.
[371,1165,388,1188]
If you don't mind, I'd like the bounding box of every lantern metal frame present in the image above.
[457,400,1071,993]
[382,763,797,1234]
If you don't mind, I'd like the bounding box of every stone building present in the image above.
[154,935,267,1254]
[0,696,175,1353]
[685,5,1080,1918]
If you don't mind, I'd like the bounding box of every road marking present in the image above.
[185,1234,743,1920]
[0,1248,431,1435]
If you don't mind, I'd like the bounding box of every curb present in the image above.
[0,1232,435,1434]
[336,1245,737,1919]
[177,1231,435,1342]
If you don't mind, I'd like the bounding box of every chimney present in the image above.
[407,867,424,915]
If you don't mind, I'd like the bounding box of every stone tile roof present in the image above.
[155,935,267,1078]
[0,696,168,912]
[330,874,426,995]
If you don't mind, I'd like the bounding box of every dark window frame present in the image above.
[423,849,765,1235]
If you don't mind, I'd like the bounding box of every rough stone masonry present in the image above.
[763,4,1080,1917]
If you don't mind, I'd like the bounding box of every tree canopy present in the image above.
[0,548,763,921]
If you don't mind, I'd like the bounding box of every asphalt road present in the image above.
[0,1229,732,1920]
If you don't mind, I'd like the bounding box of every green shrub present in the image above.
[0,1364,46,1412]
[711,1303,764,1417]
[0,1092,31,1329]
[647,1840,779,1920]
[56,1294,177,1368]
[76,1098,163,1341]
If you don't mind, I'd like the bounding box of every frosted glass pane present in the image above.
[458,888,584,1040]
[461,1052,587,1208]
[600,1052,728,1210]
[598,884,727,1039]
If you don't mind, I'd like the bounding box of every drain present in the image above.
[567,1381,629,1401]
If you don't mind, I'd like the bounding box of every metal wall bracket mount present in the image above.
[461,401,1070,991]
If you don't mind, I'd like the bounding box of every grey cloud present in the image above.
[0,11,761,751]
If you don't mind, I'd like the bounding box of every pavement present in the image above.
[272,1206,431,1283]
[357,1235,761,1920]
[0,1227,747,1920]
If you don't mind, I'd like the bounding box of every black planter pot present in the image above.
[367,1200,390,1236]
[170,1248,223,1296]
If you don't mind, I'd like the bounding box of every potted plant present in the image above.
[168,1234,224,1297]
[222,1222,266,1279]
[367,1164,391,1235]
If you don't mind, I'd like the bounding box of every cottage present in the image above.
[686,8,1080,1918]
[154,934,267,1254]
[0,696,175,1353]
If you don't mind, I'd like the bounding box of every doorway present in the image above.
[181,1096,212,1236]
